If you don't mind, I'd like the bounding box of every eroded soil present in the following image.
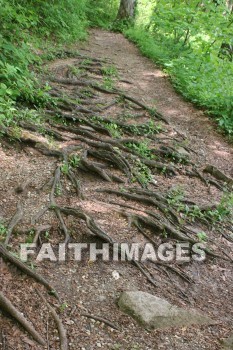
[0,29,232,350]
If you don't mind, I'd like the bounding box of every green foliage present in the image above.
[167,186,233,225]
[87,0,119,28]
[0,224,7,240]
[105,123,122,138]
[129,120,163,135]
[69,154,81,168]
[132,159,152,187]
[197,231,208,242]
[205,192,233,223]
[61,154,81,175]
[26,230,35,244]
[126,140,153,159]
[167,186,185,209]
[102,76,115,91]
[0,0,90,130]
[125,0,233,136]
[101,65,119,77]
[59,302,69,312]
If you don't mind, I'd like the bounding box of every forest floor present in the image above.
[0,29,232,350]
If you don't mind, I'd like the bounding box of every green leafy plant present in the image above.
[102,76,115,91]
[60,302,68,313]
[44,231,50,240]
[167,186,185,207]
[61,162,69,175]
[69,155,81,168]
[205,192,233,224]
[55,184,62,197]
[129,120,163,136]
[132,159,152,187]
[101,65,118,77]
[125,0,233,136]
[0,224,7,240]
[197,231,208,242]
[126,140,153,159]
[105,122,122,138]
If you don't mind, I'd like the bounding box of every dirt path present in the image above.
[0,29,232,350]
[85,29,233,174]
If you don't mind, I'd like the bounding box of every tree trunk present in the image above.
[116,0,136,20]
[218,0,233,61]
[226,0,233,13]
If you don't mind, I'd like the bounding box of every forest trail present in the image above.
[0,29,232,350]
[85,29,233,174]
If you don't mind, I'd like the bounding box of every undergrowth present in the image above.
[0,0,89,130]
[124,0,233,137]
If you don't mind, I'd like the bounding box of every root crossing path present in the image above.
[0,29,232,350]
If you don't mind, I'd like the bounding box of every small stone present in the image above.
[112,270,120,280]
[65,319,74,325]
[98,295,106,302]
[177,146,189,156]
[96,343,102,348]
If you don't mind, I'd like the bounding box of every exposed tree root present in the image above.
[33,225,52,245]
[204,164,233,188]
[5,201,24,246]
[58,206,158,287]
[50,167,70,243]
[0,292,46,346]
[81,313,120,331]
[154,261,194,284]
[37,290,68,350]
[1,52,232,348]
[120,209,191,242]
[98,188,180,224]
[0,244,58,299]
[88,148,132,177]
[79,150,114,182]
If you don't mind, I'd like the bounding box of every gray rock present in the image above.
[118,291,214,329]
[177,146,190,157]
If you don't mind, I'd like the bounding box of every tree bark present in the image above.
[218,0,233,61]
[116,0,136,20]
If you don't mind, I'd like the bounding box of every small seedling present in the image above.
[69,154,80,168]
[44,230,50,240]
[26,229,35,244]
[55,184,62,196]
[197,231,208,242]
[60,162,69,175]
[69,66,83,77]
[102,76,115,90]
[80,58,93,66]
[60,302,68,312]
[126,140,153,159]
[132,159,152,187]
[101,65,118,77]
[0,224,7,239]
[167,186,185,207]
[111,344,121,350]
[105,122,122,138]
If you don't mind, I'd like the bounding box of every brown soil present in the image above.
[0,29,232,350]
